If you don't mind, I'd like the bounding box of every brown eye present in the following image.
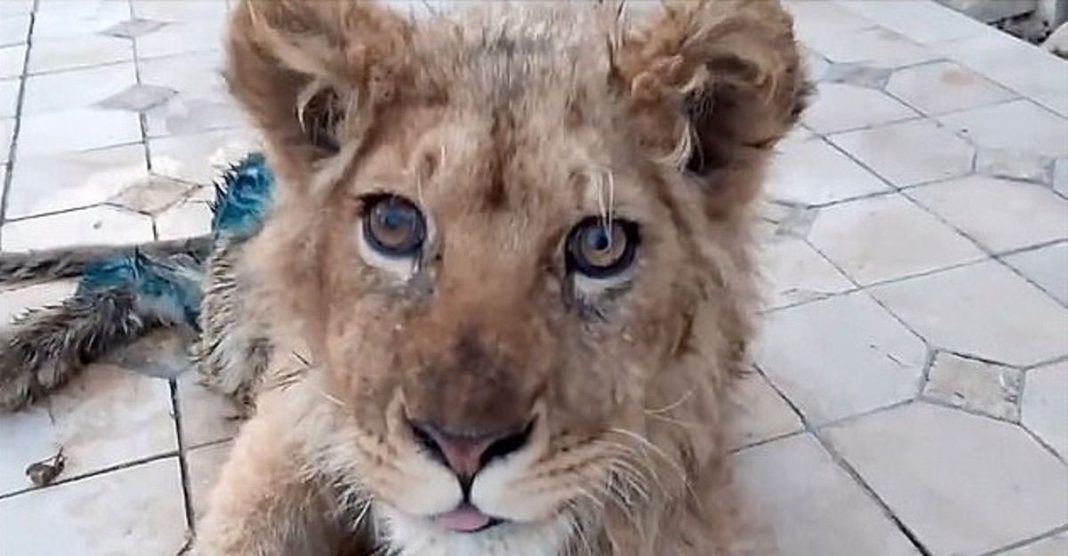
[363,195,426,257]
[566,218,639,279]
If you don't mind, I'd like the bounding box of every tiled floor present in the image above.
[0,1,1066,555]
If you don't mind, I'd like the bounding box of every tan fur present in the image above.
[195,1,806,554]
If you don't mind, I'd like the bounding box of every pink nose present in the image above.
[410,421,531,479]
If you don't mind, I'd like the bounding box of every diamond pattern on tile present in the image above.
[938,100,1068,158]
[802,26,939,68]
[759,236,853,309]
[139,51,246,137]
[97,83,177,112]
[6,144,148,218]
[1022,361,1068,460]
[0,459,188,555]
[27,35,134,75]
[922,352,1022,421]
[1003,243,1068,305]
[975,148,1054,184]
[829,119,976,187]
[727,370,803,450]
[756,291,926,424]
[150,127,261,185]
[0,364,176,496]
[870,261,1068,367]
[807,193,984,285]
[107,175,192,214]
[21,62,137,115]
[0,44,26,79]
[886,61,1016,116]
[17,108,142,156]
[101,17,167,39]
[155,200,213,240]
[186,441,231,521]
[734,433,919,556]
[766,136,891,205]
[1,205,153,252]
[176,370,241,449]
[826,402,1068,555]
[804,83,919,134]
[820,62,893,89]
[909,176,1068,253]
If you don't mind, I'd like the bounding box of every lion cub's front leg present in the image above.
[192,402,341,556]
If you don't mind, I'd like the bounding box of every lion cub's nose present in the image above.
[409,420,532,479]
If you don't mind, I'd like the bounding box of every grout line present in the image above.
[127,0,153,173]
[980,523,1068,555]
[0,2,37,248]
[0,451,180,502]
[171,377,197,533]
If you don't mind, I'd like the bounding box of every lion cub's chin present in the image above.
[380,504,574,556]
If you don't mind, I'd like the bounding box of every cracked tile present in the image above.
[0,459,187,555]
[829,119,976,187]
[97,83,177,112]
[975,149,1054,184]
[766,136,891,205]
[804,83,919,134]
[155,200,213,240]
[923,352,1022,421]
[909,176,1068,253]
[1,206,154,252]
[886,61,1016,115]
[759,236,854,309]
[149,127,261,185]
[938,100,1068,159]
[756,291,926,424]
[734,433,919,556]
[727,370,803,450]
[1022,361,1068,460]
[826,403,1068,555]
[807,193,984,285]
[1003,243,1068,305]
[870,261,1068,367]
[6,144,148,219]
[820,62,893,89]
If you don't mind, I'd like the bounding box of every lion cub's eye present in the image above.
[566,218,639,279]
[363,195,426,258]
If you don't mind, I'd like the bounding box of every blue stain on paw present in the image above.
[77,251,205,329]
[211,152,275,241]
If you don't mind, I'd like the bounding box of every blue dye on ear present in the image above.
[211,152,276,240]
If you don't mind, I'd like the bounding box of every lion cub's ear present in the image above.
[226,0,411,188]
[616,0,810,215]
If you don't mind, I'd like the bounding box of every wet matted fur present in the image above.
[0,1,808,554]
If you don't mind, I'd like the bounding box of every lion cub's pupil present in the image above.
[567,219,639,279]
[364,195,426,257]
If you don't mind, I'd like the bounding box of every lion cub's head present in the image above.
[227,1,804,553]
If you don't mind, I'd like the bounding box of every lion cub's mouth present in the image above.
[434,503,506,533]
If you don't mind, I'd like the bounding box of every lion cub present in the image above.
[3,1,808,554]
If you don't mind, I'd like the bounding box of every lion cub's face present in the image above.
[228,0,803,552]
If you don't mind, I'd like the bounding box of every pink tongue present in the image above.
[435,507,493,532]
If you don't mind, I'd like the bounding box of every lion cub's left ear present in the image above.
[616,0,810,215]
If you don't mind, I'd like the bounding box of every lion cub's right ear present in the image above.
[226,0,412,189]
